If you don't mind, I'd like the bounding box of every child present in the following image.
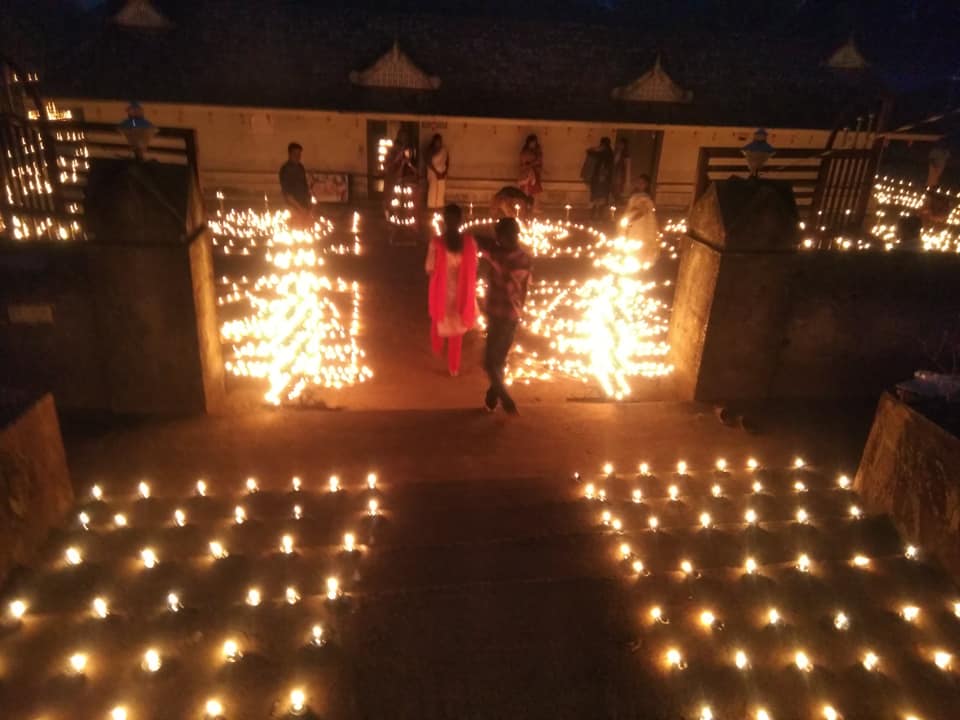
[477,218,532,415]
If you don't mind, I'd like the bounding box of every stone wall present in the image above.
[855,393,960,580]
[0,393,73,585]
[669,238,960,401]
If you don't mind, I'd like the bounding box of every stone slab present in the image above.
[855,391,960,580]
[0,392,73,585]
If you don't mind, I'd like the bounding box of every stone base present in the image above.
[855,392,960,580]
[0,392,73,584]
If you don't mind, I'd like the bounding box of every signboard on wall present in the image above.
[309,172,349,203]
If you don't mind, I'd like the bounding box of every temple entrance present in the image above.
[366,119,420,200]
[614,129,663,194]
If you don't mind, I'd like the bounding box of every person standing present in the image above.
[518,134,543,211]
[585,137,614,220]
[478,218,532,415]
[279,141,312,223]
[426,204,478,376]
[621,174,659,268]
[612,137,631,205]
[426,133,450,213]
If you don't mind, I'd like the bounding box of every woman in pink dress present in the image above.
[425,204,478,376]
[518,134,543,210]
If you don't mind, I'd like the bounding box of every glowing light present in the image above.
[245,477,258,493]
[311,624,325,646]
[935,651,952,670]
[619,543,631,559]
[795,651,812,671]
[280,534,294,555]
[711,484,723,498]
[752,480,763,494]
[745,508,758,524]
[796,508,809,524]
[794,480,807,493]
[368,498,379,516]
[343,533,356,553]
[113,514,128,528]
[631,559,645,574]
[205,699,224,718]
[735,649,749,669]
[285,586,300,604]
[797,554,811,572]
[901,605,920,622]
[602,462,614,475]
[246,588,261,607]
[863,651,879,671]
[65,547,82,565]
[676,461,687,475]
[668,484,679,501]
[326,577,340,600]
[173,509,186,527]
[9,599,27,619]
[837,475,851,489]
[849,505,862,519]
[905,545,919,560]
[852,555,870,568]
[69,652,87,674]
[757,710,771,720]
[598,489,607,502]
[111,707,128,720]
[700,706,714,720]
[954,601,960,618]
[699,512,712,528]
[290,688,307,715]
[834,612,850,630]
[665,648,683,668]
[601,510,612,526]
[794,457,805,469]
[78,511,90,529]
[632,488,642,503]
[745,557,758,575]
[291,476,301,492]
[680,560,694,575]
[767,608,781,625]
[715,458,727,472]
[196,480,207,496]
[648,515,659,530]
[822,706,840,720]
[367,472,377,489]
[167,593,181,612]
[138,481,150,499]
[611,518,623,532]
[222,639,240,662]
[638,462,650,475]
[91,484,103,501]
[699,610,716,628]
[584,483,596,500]
[209,541,228,560]
[140,548,158,569]
[92,597,109,619]
[650,606,664,622]
[747,457,759,471]
[329,475,341,493]
[142,648,162,673]
[293,504,303,519]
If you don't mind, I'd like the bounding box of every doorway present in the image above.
[366,119,420,200]
[614,129,663,197]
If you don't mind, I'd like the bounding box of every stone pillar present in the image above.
[0,392,73,585]
[855,392,960,580]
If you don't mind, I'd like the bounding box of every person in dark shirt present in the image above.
[477,217,532,415]
[279,141,312,221]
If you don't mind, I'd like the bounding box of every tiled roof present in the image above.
[4,1,955,131]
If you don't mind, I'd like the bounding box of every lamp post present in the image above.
[118,101,157,161]
[741,128,775,177]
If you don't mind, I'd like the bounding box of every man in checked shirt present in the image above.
[477,217,533,415]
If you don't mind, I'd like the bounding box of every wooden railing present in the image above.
[694,143,881,234]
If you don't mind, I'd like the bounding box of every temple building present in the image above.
[2,1,946,210]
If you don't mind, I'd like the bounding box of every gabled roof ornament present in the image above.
[113,0,174,29]
[825,37,868,70]
[612,54,692,103]
[350,40,441,90]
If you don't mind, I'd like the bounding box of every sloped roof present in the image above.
[825,37,868,70]
[350,41,440,90]
[2,1,950,131]
[612,55,692,103]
